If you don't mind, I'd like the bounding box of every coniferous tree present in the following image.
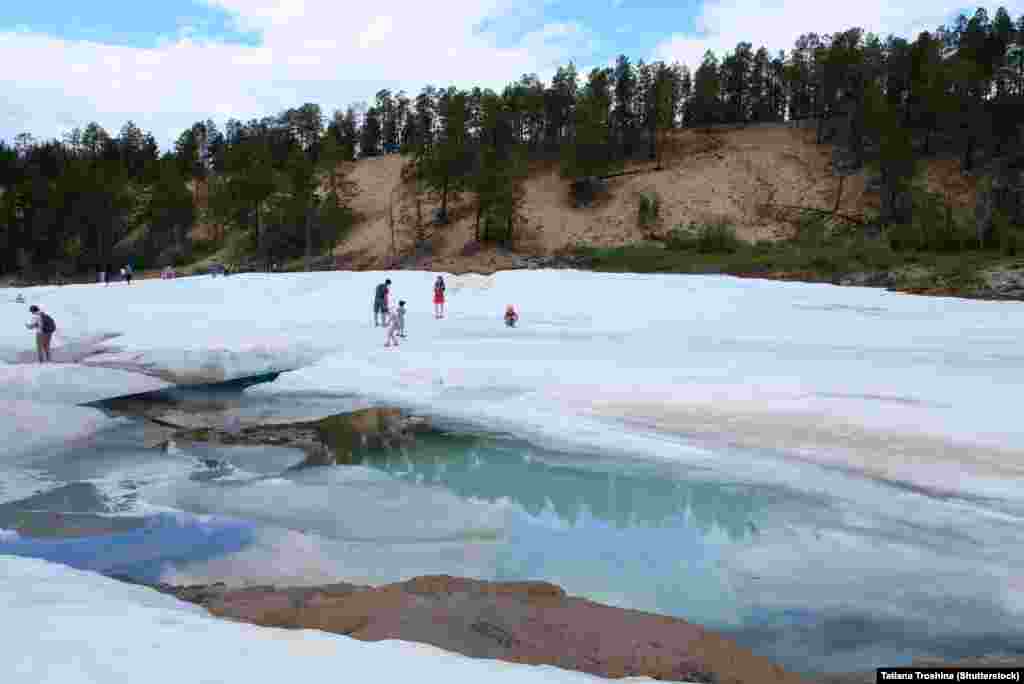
[360,107,382,157]
[722,42,753,123]
[562,68,614,178]
[612,55,637,158]
[692,51,722,128]
[418,88,469,221]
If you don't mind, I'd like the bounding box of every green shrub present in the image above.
[792,213,830,247]
[696,220,741,254]
[849,242,898,271]
[886,222,919,251]
[637,192,661,228]
[665,223,698,251]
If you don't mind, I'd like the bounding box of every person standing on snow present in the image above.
[373,279,392,326]
[433,276,446,319]
[504,305,518,328]
[385,300,406,347]
[124,264,133,285]
[25,305,56,363]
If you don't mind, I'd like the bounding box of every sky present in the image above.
[1,1,1021,151]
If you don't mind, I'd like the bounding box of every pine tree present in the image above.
[864,81,916,227]
[722,42,753,123]
[692,51,721,128]
[360,107,382,157]
[376,90,398,152]
[650,63,676,167]
[417,88,470,222]
[749,48,770,122]
[562,68,614,178]
[474,97,526,247]
[612,55,637,158]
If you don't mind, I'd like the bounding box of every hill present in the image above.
[333,124,980,273]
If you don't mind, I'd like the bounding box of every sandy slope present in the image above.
[332,125,977,271]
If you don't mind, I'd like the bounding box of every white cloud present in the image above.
[653,0,1024,70]
[357,16,394,50]
[302,38,336,50]
[0,0,586,148]
[6,0,1009,150]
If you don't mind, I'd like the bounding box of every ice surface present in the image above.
[0,401,112,463]
[2,554,643,683]
[0,364,170,404]
[2,268,1022,674]
[144,464,513,544]
[3,270,1022,503]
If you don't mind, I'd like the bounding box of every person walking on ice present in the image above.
[26,305,56,363]
[433,276,446,319]
[504,304,518,328]
[373,279,392,327]
[385,300,406,347]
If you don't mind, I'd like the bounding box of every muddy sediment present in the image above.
[140,574,803,684]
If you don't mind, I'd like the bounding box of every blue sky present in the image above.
[0,0,1019,150]
[475,0,704,66]
[2,0,704,63]
[2,1,261,48]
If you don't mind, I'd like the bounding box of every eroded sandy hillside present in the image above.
[328,124,979,271]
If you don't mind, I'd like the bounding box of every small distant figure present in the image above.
[504,305,518,328]
[124,264,133,285]
[14,293,25,304]
[385,300,406,347]
[374,278,392,327]
[26,304,56,363]
[433,276,446,319]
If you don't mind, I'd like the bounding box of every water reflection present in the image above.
[340,432,1024,673]
[357,433,799,541]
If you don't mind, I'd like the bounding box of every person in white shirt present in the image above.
[385,301,406,347]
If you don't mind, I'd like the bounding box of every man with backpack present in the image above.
[373,279,392,326]
[26,305,56,363]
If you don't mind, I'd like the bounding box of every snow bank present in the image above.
[2,554,642,683]
[0,401,112,462]
[0,364,170,404]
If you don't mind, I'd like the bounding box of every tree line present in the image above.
[2,5,1023,279]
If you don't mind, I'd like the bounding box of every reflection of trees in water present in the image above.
[361,435,767,542]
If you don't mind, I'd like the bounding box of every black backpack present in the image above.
[41,313,56,334]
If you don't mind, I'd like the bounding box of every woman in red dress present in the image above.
[433,276,446,319]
